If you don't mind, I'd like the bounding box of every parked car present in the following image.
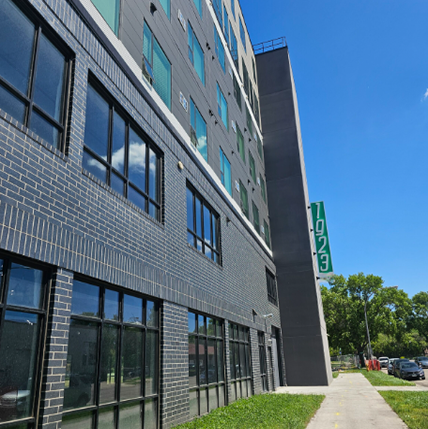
[378,357,389,368]
[393,359,409,377]
[397,362,425,380]
[415,356,428,369]
[388,358,399,375]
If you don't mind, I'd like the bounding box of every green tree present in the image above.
[409,292,428,346]
[321,273,412,363]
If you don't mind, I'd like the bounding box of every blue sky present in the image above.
[241,0,428,297]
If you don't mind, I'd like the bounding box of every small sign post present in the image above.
[311,201,333,277]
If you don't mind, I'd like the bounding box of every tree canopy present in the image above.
[321,273,427,358]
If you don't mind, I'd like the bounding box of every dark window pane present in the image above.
[207,339,216,384]
[203,206,211,246]
[206,318,214,336]
[71,280,100,317]
[212,214,217,250]
[234,342,240,378]
[188,335,197,387]
[145,330,158,396]
[229,341,235,379]
[146,300,158,328]
[209,386,217,411]
[198,315,205,335]
[118,402,141,429]
[64,320,98,409]
[6,263,43,309]
[128,186,146,211]
[188,312,196,334]
[111,111,126,174]
[33,33,66,121]
[240,343,246,377]
[128,128,146,190]
[195,197,202,237]
[99,324,118,404]
[98,407,115,429]
[0,0,35,95]
[110,173,124,195]
[123,294,142,325]
[144,398,157,429]
[186,188,194,232]
[198,338,206,385]
[0,311,40,421]
[62,411,93,429]
[29,111,60,149]
[0,84,26,123]
[245,344,251,376]
[228,323,233,340]
[149,202,158,220]
[187,232,195,246]
[84,85,109,158]
[189,390,198,418]
[148,149,158,200]
[104,289,119,321]
[83,150,107,183]
[121,327,142,399]
[217,340,224,382]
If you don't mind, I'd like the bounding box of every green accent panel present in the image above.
[91,0,120,35]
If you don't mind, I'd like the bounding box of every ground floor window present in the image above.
[228,323,252,401]
[188,312,225,418]
[63,279,159,429]
[0,256,49,428]
[258,332,268,392]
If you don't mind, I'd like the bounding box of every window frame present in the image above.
[0,254,51,429]
[189,98,208,161]
[258,332,268,392]
[260,175,267,203]
[219,147,232,196]
[63,278,161,429]
[236,125,245,164]
[266,269,278,305]
[239,180,249,219]
[228,323,252,402]
[264,220,271,249]
[0,0,73,152]
[213,0,223,28]
[188,312,226,417]
[83,77,163,221]
[214,25,225,73]
[249,151,256,183]
[188,23,205,85]
[233,73,242,110]
[187,183,222,264]
[252,201,260,234]
[230,26,239,70]
[216,83,228,130]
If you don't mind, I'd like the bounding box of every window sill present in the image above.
[0,109,67,162]
[82,168,164,229]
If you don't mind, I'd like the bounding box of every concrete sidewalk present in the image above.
[275,373,410,428]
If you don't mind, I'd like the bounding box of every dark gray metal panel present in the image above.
[257,47,332,386]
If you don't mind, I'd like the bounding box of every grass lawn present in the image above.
[173,394,325,429]
[335,369,415,386]
[380,391,428,429]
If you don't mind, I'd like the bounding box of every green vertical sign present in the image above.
[311,201,333,276]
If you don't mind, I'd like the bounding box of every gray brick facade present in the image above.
[0,0,287,428]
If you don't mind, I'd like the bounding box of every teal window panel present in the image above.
[214,26,225,72]
[159,0,170,19]
[190,99,207,161]
[220,148,232,195]
[91,0,120,35]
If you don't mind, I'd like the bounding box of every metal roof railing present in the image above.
[253,37,287,54]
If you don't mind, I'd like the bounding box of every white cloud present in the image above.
[424,88,428,100]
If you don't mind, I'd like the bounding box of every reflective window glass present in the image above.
[99,324,118,404]
[123,294,142,325]
[104,289,119,321]
[145,330,158,396]
[91,0,120,35]
[71,280,100,317]
[121,328,142,399]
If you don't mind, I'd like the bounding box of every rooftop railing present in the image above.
[253,37,287,54]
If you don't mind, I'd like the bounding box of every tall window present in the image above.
[242,60,249,97]
[159,0,170,18]
[188,24,205,85]
[188,312,225,418]
[216,83,228,130]
[258,332,268,392]
[0,0,71,150]
[239,17,246,53]
[214,26,225,73]
[233,73,242,110]
[63,280,159,429]
[237,125,245,163]
[254,94,260,128]
[0,257,48,428]
[187,184,221,264]
[239,180,249,219]
[256,132,263,160]
[252,202,260,234]
[260,175,267,203]
[246,106,253,137]
[220,148,232,196]
[193,0,202,16]
[266,269,278,305]
[249,152,256,183]
[264,220,271,248]
[213,0,223,28]
[143,23,171,109]
[252,58,257,84]
[223,8,229,46]
[190,99,207,161]
[230,27,238,69]
[91,0,120,34]
[228,323,252,402]
[231,0,235,19]
[83,82,162,220]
